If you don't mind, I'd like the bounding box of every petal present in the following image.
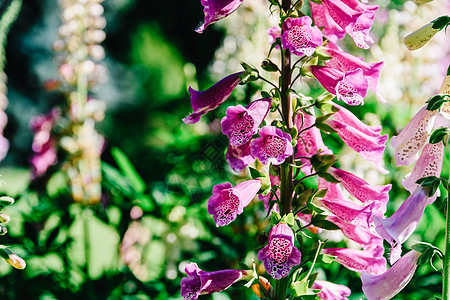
[361,250,420,300]
[391,106,437,166]
[322,247,386,275]
[195,0,245,33]
[336,69,368,105]
[198,268,248,294]
[310,65,344,95]
[246,98,272,132]
[233,179,262,210]
[226,142,255,172]
[312,280,351,300]
[332,102,381,137]
[183,72,243,124]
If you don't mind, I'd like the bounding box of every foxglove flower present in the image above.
[250,126,293,165]
[391,106,437,166]
[195,0,244,34]
[208,179,261,226]
[325,119,389,174]
[402,142,444,203]
[226,141,255,172]
[312,280,351,300]
[404,19,441,51]
[361,250,420,300]
[321,0,378,49]
[221,98,271,146]
[281,17,323,57]
[267,26,281,49]
[294,112,332,174]
[181,262,252,300]
[322,246,386,275]
[183,72,243,124]
[258,223,301,279]
[327,215,383,251]
[332,103,381,137]
[373,187,429,263]
[310,1,345,43]
[318,179,379,228]
[310,66,368,105]
[324,48,385,102]
[328,167,390,214]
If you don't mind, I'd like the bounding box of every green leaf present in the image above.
[249,167,265,179]
[271,211,281,224]
[317,172,340,183]
[291,280,309,297]
[426,94,450,111]
[319,254,335,264]
[416,176,442,197]
[261,91,271,98]
[285,213,295,227]
[429,127,450,146]
[314,189,328,199]
[312,219,340,230]
[235,260,250,270]
[111,147,146,193]
[310,154,338,173]
[0,247,10,260]
[315,113,335,124]
[431,15,450,30]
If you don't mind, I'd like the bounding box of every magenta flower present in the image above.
[208,179,261,226]
[225,141,255,172]
[258,223,302,279]
[321,0,378,49]
[310,1,345,43]
[310,66,368,105]
[324,47,385,102]
[195,0,244,33]
[294,112,332,175]
[373,187,429,263]
[332,102,381,137]
[328,167,391,214]
[327,215,383,251]
[402,142,444,203]
[180,262,251,300]
[318,179,380,228]
[250,126,293,165]
[221,98,271,146]
[322,246,386,275]
[281,17,323,57]
[183,72,243,124]
[361,250,420,300]
[325,119,388,174]
[267,26,281,49]
[312,280,351,300]
[391,106,437,166]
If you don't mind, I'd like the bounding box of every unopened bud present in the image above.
[0,214,10,224]
[5,254,26,270]
[252,276,271,298]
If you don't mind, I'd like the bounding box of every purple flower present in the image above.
[318,178,380,228]
[267,26,281,49]
[221,98,271,146]
[391,106,437,166]
[373,187,429,264]
[312,280,351,300]
[195,0,244,33]
[402,142,444,204]
[294,112,332,175]
[332,102,382,137]
[225,141,256,172]
[208,179,261,226]
[324,47,385,102]
[322,246,386,275]
[321,0,378,49]
[327,215,383,251]
[361,250,420,300]
[180,262,251,300]
[250,126,293,165]
[328,167,391,214]
[281,17,323,57]
[310,66,368,105]
[183,72,243,124]
[310,1,345,43]
[325,119,388,174]
[258,223,302,279]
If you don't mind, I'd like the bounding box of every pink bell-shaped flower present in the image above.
[258,223,302,279]
[250,126,293,165]
[195,0,244,33]
[281,16,323,57]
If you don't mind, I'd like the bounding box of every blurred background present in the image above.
[0,0,448,299]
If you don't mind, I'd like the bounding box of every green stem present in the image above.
[83,209,91,280]
[275,0,292,299]
[443,147,450,300]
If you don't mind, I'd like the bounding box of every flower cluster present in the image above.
[179,0,447,299]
